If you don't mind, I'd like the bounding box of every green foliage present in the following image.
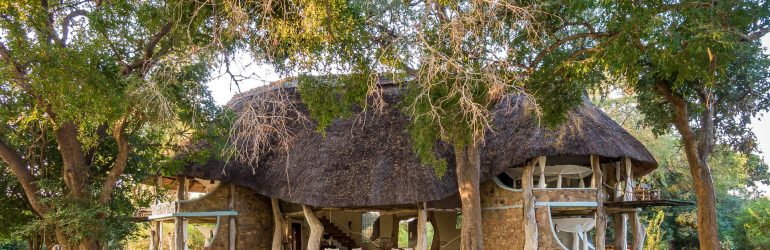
[644,210,667,250]
[296,74,371,136]
[0,0,224,245]
[599,94,770,249]
[734,198,770,249]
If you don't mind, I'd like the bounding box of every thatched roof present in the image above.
[481,94,657,179]
[181,79,656,208]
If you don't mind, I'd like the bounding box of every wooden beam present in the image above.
[303,205,323,250]
[591,155,606,250]
[522,159,538,250]
[271,198,284,250]
[416,202,428,250]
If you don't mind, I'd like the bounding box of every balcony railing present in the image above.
[150,201,178,216]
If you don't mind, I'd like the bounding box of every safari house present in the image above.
[140,79,685,250]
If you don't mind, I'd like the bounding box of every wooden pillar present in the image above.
[391,215,400,249]
[151,221,160,250]
[271,198,284,250]
[416,202,428,250]
[429,212,441,250]
[229,184,236,250]
[174,176,187,250]
[303,205,323,250]
[626,158,645,250]
[537,156,546,188]
[158,221,164,250]
[631,210,645,250]
[613,162,628,250]
[522,159,538,250]
[591,155,606,250]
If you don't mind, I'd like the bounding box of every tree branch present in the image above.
[98,118,129,204]
[529,32,614,71]
[122,21,174,75]
[0,137,47,216]
[61,9,88,46]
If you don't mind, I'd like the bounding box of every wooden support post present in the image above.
[158,221,164,250]
[229,184,236,250]
[271,198,284,250]
[429,212,440,250]
[303,205,323,250]
[613,162,628,250]
[537,156,547,188]
[151,221,159,250]
[174,218,185,250]
[591,155,606,250]
[175,176,187,250]
[416,202,428,250]
[626,158,645,250]
[631,211,645,250]
[522,159,538,250]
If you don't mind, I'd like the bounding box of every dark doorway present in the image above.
[291,223,302,250]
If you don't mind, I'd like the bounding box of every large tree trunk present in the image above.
[454,140,483,250]
[657,82,721,250]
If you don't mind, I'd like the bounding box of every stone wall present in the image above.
[481,180,597,209]
[178,184,273,250]
[481,179,594,249]
[481,207,568,249]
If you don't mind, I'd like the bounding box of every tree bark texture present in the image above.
[656,81,721,250]
[416,202,428,250]
[454,140,483,250]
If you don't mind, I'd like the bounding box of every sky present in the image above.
[204,38,770,189]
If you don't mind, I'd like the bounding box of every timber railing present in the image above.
[150,201,178,216]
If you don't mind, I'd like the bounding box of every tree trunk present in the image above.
[454,140,483,250]
[303,205,323,250]
[521,160,537,250]
[78,238,100,250]
[657,82,721,250]
[271,198,284,250]
[429,212,440,250]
